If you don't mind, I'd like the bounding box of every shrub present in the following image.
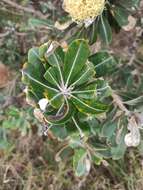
[22,0,142,177]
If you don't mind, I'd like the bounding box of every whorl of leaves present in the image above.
[22,39,116,126]
[21,39,130,176]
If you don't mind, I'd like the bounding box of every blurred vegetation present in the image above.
[0,0,143,190]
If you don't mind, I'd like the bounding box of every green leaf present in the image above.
[28,47,40,65]
[44,66,61,88]
[111,127,127,160]
[28,18,54,29]
[71,95,108,115]
[73,148,90,177]
[51,125,68,139]
[82,21,98,45]
[92,143,112,158]
[46,46,65,67]
[101,122,118,140]
[98,14,112,45]
[74,83,97,100]
[23,47,47,100]
[112,6,129,27]
[39,42,51,69]
[7,106,20,117]
[0,140,11,150]
[23,70,59,94]
[23,68,63,108]
[86,116,101,135]
[39,43,48,60]
[123,95,143,106]
[70,62,95,87]
[89,52,118,77]
[64,39,90,86]
[69,135,83,148]
[92,154,103,165]
[88,22,98,45]
[3,117,22,130]
[45,45,65,88]
[118,0,140,8]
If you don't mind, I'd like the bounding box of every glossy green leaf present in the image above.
[44,66,61,88]
[70,62,95,87]
[98,14,112,45]
[64,39,90,86]
[73,83,97,100]
[71,95,108,115]
[112,6,129,27]
[89,52,118,77]
[88,21,98,45]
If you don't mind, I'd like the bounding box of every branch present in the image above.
[1,0,46,19]
[112,91,130,116]
[0,31,10,38]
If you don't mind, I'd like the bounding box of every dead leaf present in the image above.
[61,41,68,52]
[0,63,9,88]
[123,16,136,31]
[124,116,140,147]
[55,20,73,31]
[137,44,143,60]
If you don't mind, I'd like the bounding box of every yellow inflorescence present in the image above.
[63,0,105,23]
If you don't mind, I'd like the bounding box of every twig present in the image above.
[0,31,10,38]
[1,0,46,19]
[112,91,130,116]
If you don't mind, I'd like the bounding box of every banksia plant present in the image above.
[22,38,143,176]
[22,39,113,127]
[22,39,133,176]
[21,0,143,177]
[61,0,141,45]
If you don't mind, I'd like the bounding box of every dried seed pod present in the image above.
[124,116,141,147]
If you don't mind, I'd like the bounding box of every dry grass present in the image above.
[0,132,143,190]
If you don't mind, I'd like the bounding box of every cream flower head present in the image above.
[63,0,105,26]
